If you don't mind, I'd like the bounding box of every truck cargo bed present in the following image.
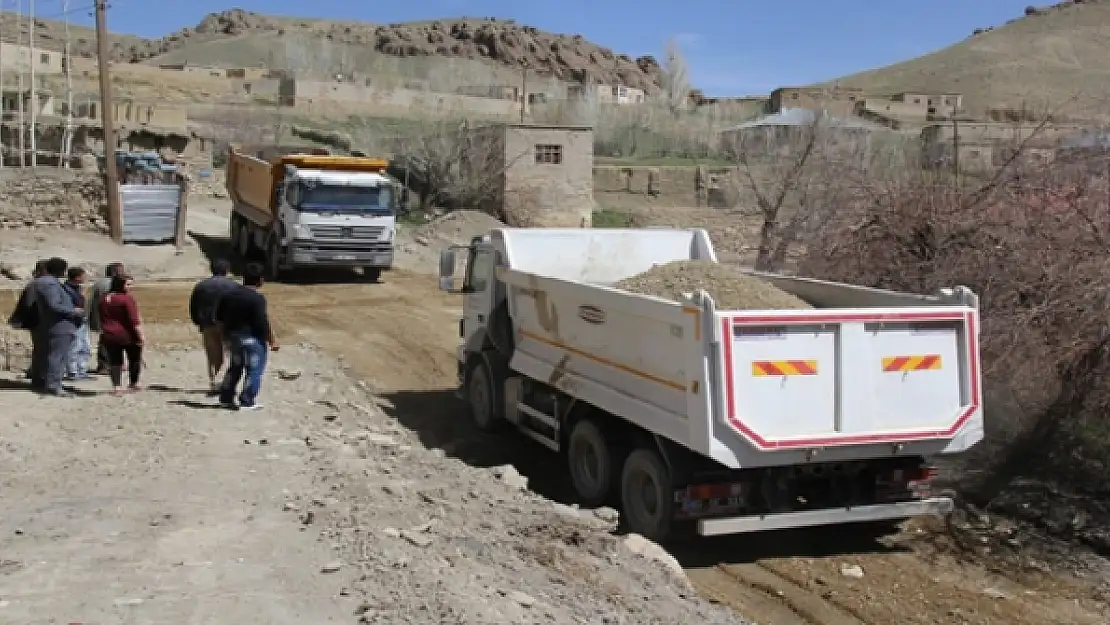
[493,228,983,470]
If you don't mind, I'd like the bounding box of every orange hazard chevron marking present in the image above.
[882,354,942,372]
[751,360,818,377]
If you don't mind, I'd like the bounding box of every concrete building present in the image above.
[767,86,863,118]
[893,92,963,117]
[0,42,63,75]
[919,121,1078,172]
[0,87,55,119]
[474,124,594,227]
[719,107,891,159]
[567,83,646,105]
[69,99,188,130]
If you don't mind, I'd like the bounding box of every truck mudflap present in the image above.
[696,496,954,536]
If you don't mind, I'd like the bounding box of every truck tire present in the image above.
[363,268,382,283]
[266,236,283,282]
[620,447,674,542]
[466,355,506,432]
[567,418,617,507]
[236,222,253,259]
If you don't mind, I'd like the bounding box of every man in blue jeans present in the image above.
[215,263,278,411]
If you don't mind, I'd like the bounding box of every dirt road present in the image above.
[2,268,1108,624]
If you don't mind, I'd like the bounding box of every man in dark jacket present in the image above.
[189,258,238,394]
[9,259,49,381]
[32,257,85,396]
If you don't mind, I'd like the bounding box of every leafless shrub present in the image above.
[797,122,1110,500]
[719,108,917,271]
[385,118,526,222]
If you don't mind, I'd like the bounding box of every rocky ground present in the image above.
[1,196,1110,624]
[0,342,736,624]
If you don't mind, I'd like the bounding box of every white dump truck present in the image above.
[438,227,983,541]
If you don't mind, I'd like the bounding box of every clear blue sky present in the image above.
[38,0,1037,96]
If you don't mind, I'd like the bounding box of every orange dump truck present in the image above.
[225,146,400,281]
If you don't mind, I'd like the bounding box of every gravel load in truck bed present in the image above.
[615,260,813,310]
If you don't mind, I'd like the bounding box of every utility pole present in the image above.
[951,101,959,181]
[16,0,25,167]
[95,0,122,243]
[61,0,73,167]
[1,2,6,170]
[519,61,527,123]
[29,0,36,167]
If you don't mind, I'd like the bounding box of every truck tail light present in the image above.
[459,319,465,338]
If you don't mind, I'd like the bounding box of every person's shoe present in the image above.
[238,403,263,412]
[110,388,127,397]
[127,384,144,393]
[218,398,237,409]
[46,388,74,398]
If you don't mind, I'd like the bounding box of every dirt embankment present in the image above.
[0,339,736,623]
[2,208,1108,624]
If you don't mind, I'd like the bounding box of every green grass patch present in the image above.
[591,208,642,227]
[594,156,734,167]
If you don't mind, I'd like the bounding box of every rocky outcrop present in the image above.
[0,171,108,233]
[0,9,664,92]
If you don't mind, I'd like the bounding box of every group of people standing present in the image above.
[8,258,144,397]
[7,256,277,409]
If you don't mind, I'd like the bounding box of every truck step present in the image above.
[514,403,560,450]
[516,403,558,428]
[516,426,560,451]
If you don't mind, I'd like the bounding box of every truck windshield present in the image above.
[298,185,393,214]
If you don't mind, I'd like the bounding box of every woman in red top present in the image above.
[98,274,146,396]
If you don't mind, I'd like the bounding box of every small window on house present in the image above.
[611,86,619,96]
[968,150,980,157]
[618,86,628,97]
[40,53,49,64]
[535,144,563,165]
[790,93,798,99]
[913,98,921,104]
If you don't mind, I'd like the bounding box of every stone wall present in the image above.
[593,165,741,209]
[0,169,108,232]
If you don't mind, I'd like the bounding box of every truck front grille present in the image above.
[309,225,385,240]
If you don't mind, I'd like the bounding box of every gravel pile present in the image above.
[615,260,812,310]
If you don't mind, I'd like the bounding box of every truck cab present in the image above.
[277,166,398,279]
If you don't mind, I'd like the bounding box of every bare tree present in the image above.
[721,111,855,271]
[659,37,691,115]
[386,117,528,222]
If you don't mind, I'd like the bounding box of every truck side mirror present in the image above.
[438,249,456,292]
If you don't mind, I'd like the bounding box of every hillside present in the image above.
[0,8,663,91]
[832,1,1110,118]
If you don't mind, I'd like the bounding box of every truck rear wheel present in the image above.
[266,236,283,282]
[568,419,617,507]
[363,268,382,283]
[621,447,674,542]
